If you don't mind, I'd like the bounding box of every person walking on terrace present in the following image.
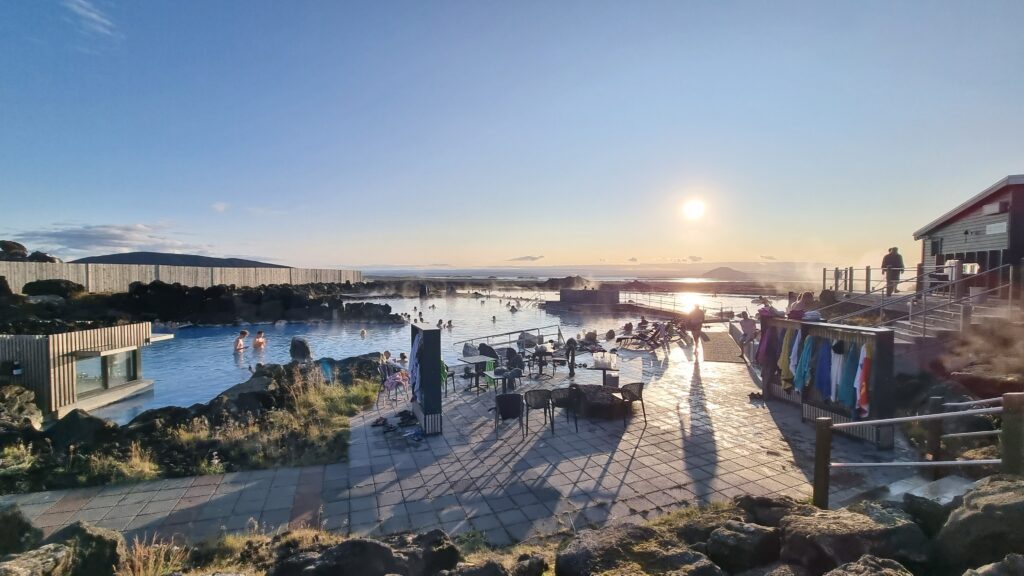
[882,247,905,297]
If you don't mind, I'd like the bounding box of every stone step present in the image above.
[834,474,976,510]
[902,475,977,508]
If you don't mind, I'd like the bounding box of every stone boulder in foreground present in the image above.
[821,554,912,575]
[779,504,929,574]
[554,524,723,576]
[936,475,1024,570]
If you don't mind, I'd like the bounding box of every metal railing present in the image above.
[821,265,948,295]
[819,263,1014,339]
[812,392,1023,508]
[620,291,743,320]
[452,324,565,351]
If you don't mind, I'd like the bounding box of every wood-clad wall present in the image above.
[0,335,49,407]
[45,323,153,413]
[0,262,363,294]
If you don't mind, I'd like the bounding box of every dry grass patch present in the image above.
[87,441,160,484]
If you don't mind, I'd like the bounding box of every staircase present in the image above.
[889,297,1021,344]
[834,474,977,510]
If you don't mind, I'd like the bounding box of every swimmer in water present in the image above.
[234,330,249,352]
[253,330,266,351]
[492,315,497,322]
[446,319,453,329]
[360,329,367,338]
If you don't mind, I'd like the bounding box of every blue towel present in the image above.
[814,340,832,400]
[319,359,334,383]
[794,335,815,392]
[839,343,860,410]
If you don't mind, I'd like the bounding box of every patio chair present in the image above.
[441,361,456,397]
[524,389,553,434]
[505,368,524,389]
[376,364,402,407]
[494,393,525,439]
[479,343,500,363]
[550,387,579,433]
[619,382,647,424]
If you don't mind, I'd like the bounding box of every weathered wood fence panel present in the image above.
[0,335,49,409]
[0,262,362,294]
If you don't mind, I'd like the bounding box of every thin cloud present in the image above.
[628,257,638,262]
[211,201,230,213]
[14,224,211,258]
[761,255,778,260]
[688,255,703,262]
[508,255,544,262]
[62,0,116,37]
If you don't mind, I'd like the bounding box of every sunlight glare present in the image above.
[682,199,706,220]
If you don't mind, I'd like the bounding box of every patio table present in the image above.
[458,355,496,390]
[586,365,619,387]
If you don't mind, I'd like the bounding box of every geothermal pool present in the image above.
[93,291,772,423]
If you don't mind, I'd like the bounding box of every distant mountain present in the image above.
[702,266,752,281]
[71,252,288,268]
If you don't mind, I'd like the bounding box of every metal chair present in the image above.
[620,382,647,424]
[441,361,456,397]
[494,393,525,439]
[550,387,579,433]
[524,389,553,434]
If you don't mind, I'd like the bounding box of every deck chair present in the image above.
[524,389,553,434]
[551,387,579,433]
[494,393,525,439]
[620,382,647,424]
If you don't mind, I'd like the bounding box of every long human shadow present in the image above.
[680,359,719,502]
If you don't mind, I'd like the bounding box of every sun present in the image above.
[682,199,706,220]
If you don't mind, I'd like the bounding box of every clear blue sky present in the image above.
[2,1,1023,269]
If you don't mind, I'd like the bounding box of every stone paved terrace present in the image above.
[2,332,917,545]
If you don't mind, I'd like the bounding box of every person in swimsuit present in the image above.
[253,330,266,351]
[234,330,249,352]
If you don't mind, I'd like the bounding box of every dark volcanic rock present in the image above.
[0,542,72,576]
[735,563,813,576]
[706,520,780,573]
[672,505,751,545]
[22,279,84,299]
[43,521,127,576]
[0,385,43,431]
[779,507,929,574]
[441,561,509,576]
[734,494,816,528]
[965,553,1024,575]
[936,475,1024,570]
[278,538,407,575]
[510,554,547,576]
[45,410,122,454]
[27,251,60,263]
[821,555,913,575]
[555,524,723,576]
[0,241,28,259]
[0,504,42,555]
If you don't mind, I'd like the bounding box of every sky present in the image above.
[2,1,1023,271]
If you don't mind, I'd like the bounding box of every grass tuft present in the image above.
[116,535,190,576]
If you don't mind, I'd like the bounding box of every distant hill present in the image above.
[71,252,288,268]
[702,266,752,281]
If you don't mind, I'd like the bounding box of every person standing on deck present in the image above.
[689,306,706,346]
[882,247,905,296]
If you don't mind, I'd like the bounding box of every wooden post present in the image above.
[847,267,855,292]
[1002,392,1024,475]
[822,268,827,291]
[813,417,833,509]
[926,396,945,479]
[865,266,871,294]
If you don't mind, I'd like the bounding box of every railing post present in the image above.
[834,268,841,291]
[813,417,833,509]
[865,266,871,295]
[960,304,972,332]
[922,288,928,338]
[822,268,827,292]
[847,267,854,292]
[1002,392,1024,475]
[926,396,945,479]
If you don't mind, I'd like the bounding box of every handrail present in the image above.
[830,406,1002,429]
[942,430,1002,439]
[812,392,1024,509]
[945,397,1003,408]
[452,324,564,349]
[828,262,1012,325]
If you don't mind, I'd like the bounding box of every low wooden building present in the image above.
[914,174,1024,272]
[0,322,173,418]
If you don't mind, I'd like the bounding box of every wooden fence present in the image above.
[0,262,362,294]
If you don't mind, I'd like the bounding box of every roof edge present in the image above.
[913,174,1024,239]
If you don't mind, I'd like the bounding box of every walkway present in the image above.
[1,335,917,545]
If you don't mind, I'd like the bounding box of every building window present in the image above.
[75,350,139,396]
[106,351,137,388]
[76,357,104,395]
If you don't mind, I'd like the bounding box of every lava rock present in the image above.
[440,561,510,576]
[734,495,817,528]
[779,507,930,574]
[22,280,84,299]
[903,490,961,538]
[965,553,1024,575]
[43,521,127,576]
[0,543,72,576]
[510,554,547,576]
[26,252,60,263]
[821,554,913,575]
[706,520,780,573]
[0,385,43,431]
[734,563,813,576]
[276,539,408,576]
[671,505,751,545]
[555,524,723,576]
[0,504,42,555]
[936,475,1024,570]
[45,410,122,454]
[0,241,28,259]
